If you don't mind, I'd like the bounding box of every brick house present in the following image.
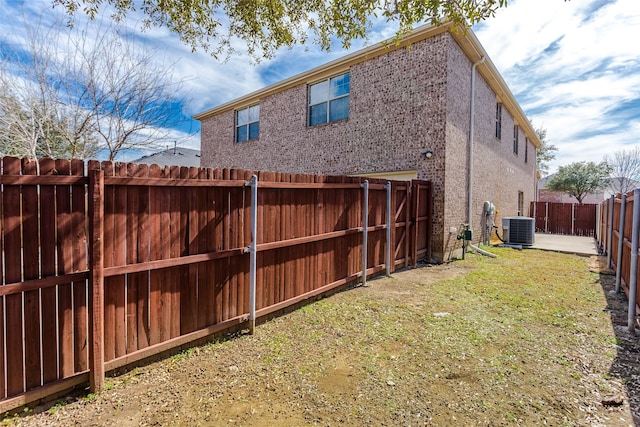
[196,23,541,262]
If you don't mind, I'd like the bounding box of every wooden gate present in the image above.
[392,180,432,268]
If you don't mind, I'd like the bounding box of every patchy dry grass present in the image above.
[6,248,636,426]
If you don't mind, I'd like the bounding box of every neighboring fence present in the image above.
[530,201,596,236]
[597,192,640,332]
[0,156,432,412]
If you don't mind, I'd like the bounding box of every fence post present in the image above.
[607,194,615,267]
[89,168,105,393]
[615,194,627,294]
[628,189,639,333]
[544,202,549,233]
[362,180,369,286]
[386,181,392,277]
[571,203,575,235]
[248,175,258,334]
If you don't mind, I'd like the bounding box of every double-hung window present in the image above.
[513,125,519,155]
[308,73,350,126]
[235,105,260,143]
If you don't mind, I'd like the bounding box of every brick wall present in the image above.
[200,32,537,261]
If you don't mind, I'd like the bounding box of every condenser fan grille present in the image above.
[502,217,535,246]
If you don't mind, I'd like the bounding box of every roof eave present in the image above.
[193,23,542,151]
[451,27,542,149]
[193,23,453,121]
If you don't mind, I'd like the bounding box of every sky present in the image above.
[0,0,638,172]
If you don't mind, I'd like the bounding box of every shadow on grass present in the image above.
[596,258,640,425]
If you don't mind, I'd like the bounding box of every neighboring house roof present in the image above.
[133,147,201,168]
[605,176,640,196]
[193,22,541,150]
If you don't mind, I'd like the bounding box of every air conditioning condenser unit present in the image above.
[502,217,535,246]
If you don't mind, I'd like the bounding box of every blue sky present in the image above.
[1,0,639,171]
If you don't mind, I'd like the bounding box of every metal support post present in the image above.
[386,181,392,276]
[615,194,627,294]
[629,189,640,333]
[362,180,369,286]
[248,175,258,334]
[607,194,615,267]
[545,202,549,233]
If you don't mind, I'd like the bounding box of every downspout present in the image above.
[467,56,485,231]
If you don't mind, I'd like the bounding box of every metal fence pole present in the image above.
[545,202,549,233]
[362,180,369,286]
[615,194,627,294]
[386,181,392,276]
[628,189,640,333]
[607,194,615,267]
[248,175,258,334]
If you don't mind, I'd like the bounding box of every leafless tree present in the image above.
[0,13,185,160]
[0,16,98,159]
[604,147,640,194]
[77,26,186,161]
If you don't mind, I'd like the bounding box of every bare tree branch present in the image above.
[0,13,186,160]
[604,147,640,194]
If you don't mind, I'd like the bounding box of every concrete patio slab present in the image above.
[531,233,599,256]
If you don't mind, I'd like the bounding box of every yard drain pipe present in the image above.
[467,55,485,232]
[469,244,497,258]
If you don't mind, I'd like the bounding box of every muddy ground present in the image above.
[5,249,640,426]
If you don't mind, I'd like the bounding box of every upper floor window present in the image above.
[525,137,529,163]
[308,73,350,126]
[236,105,260,143]
[495,103,502,139]
[513,125,519,155]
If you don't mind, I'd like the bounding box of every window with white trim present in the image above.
[235,105,260,143]
[513,125,519,155]
[525,137,529,163]
[308,73,350,126]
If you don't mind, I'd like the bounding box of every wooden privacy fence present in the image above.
[530,201,596,236]
[0,156,432,412]
[597,192,640,332]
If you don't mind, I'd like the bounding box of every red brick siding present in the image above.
[200,32,537,261]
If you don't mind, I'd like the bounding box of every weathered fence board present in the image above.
[530,201,596,236]
[0,156,432,413]
[4,157,23,397]
[39,159,58,386]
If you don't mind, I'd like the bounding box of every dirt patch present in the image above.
[5,248,639,426]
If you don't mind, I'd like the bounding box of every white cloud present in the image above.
[475,0,640,173]
[2,0,638,168]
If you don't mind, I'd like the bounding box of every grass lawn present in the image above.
[6,247,637,426]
